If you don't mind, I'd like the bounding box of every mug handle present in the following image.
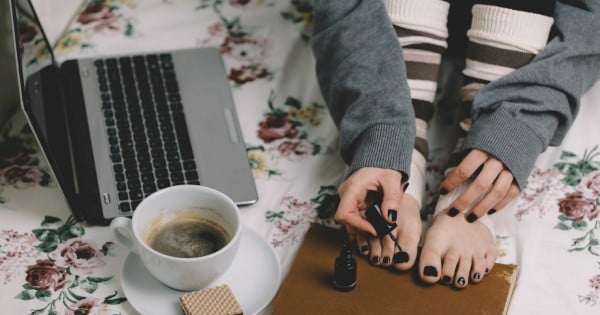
[110,217,139,255]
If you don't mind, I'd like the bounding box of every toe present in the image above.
[380,233,396,267]
[419,243,442,284]
[368,236,382,266]
[391,232,419,271]
[356,234,369,256]
[440,249,460,286]
[484,247,498,275]
[454,256,472,289]
[470,254,486,283]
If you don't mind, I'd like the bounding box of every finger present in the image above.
[336,188,377,237]
[356,234,370,256]
[450,159,504,217]
[440,150,489,194]
[380,173,404,225]
[493,183,520,211]
[466,170,513,220]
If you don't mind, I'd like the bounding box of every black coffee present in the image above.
[146,218,230,258]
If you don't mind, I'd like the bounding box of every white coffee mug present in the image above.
[110,185,241,291]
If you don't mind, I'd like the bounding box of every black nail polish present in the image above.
[359,245,369,253]
[333,243,357,291]
[447,208,459,217]
[473,273,481,280]
[423,266,438,277]
[466,213,478,223]
[370,256,380,264]
[393,251,409,264]
[440,187,448,195]
[382,257,391,264]
[366,204,397,238]
[457,277,466,286]
[442,275,452,284]
[485,268,489,273]
[488,208,497,215]
[403,182,410,192]
[388,209,397,222]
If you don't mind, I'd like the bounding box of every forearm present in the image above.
[311,0,415,177]
[463,0,600,188]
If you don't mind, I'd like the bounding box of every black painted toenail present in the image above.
[403,182,410,192]
[393,251,409,264]
[457,277,466,286]
[466,213,478,223]
[488,208,497,215]
[360,245,369,252]
[370,256,380,264]
[447,208,459,217]
[424,266,438,277]
[473,273,481,280]
[388,209,397,222]
[442,275,452,284]
[485,268,489,273]
[382,257,391,264]
[440,187,448,195]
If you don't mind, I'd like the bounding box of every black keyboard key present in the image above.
[105,118,115,126]
[171,102,183,112]
[151,149,165,160]
[128,180,141,190]
[131,200,142,210]
[168,94,181,102]
[168,162,182,172]
[104,109,114,119]
[107,128,117,136]
[130,190,143,200]
[94,59,104,67]
[113,164,123,173]
[124,159,137,169]
[153,159,166,169]
[118,191,128,201]
[173,113,194,160]
[143,183,156,194]
[116,182,127,191]
[154,168,168,178]
[157,179,170,189]
[110,145,120,154]
[115,173,125,182]
[183,160,196,170]
[170,172,184,182]
[139,162,152,173]
[126,170,139,181]
[111,154,122,163]
[185,171,199,181]
[119,202,131,212]
[141,173,155,183]
[167,152,180,162]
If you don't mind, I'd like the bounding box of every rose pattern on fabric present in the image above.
[48,238,105,273]
[24,260,68,291]
[64,296,101,315]
[0,133,52,195]
[559,193,600,221]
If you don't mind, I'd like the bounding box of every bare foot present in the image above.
[355,194,422,271]
[418,212,497,288]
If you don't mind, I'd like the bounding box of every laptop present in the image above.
[5,0,258,224]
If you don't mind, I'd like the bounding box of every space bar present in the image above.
[173,113,194,160]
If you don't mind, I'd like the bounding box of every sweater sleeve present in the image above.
[311,0,415,179]
[463,0,600,189]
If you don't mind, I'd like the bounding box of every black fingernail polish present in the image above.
[333,243,357,291]
[423,266,438,277]
[442,275,452,284]
[447,208,459,217]
[466,213,478,223]
[457,277,466,286]
[388,209,397,222]
[393,251,409,264]
[403,182,410,192]
[488,208,497,215]
[370,256,380,264]
[382,257,391,264]
[440,187,448,195]
[359,245,369,252]
[473,273,481,280]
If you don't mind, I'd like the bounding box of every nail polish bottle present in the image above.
[333,243,356,291]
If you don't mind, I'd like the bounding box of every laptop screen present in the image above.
[7,0,78,212]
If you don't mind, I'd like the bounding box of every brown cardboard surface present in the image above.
[273,224,517,315]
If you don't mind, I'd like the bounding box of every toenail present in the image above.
[466,213,478,223]
[393,251,409,264]
[370,256,380,264]
[457,277,466,286]
[473,273,481,280]
[442,275,452,284]
[423,266,438,277]
[388,209,397,222]
[403,182,410,192]
[485,268,489,273]
[360,245,369,253]
[440,187,448,195]
[488,208,497,215]
[382,257,391,264]
[447,208,459,217]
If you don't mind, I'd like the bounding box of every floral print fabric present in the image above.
[1,0,599,314]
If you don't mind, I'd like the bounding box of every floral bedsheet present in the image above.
[0,1,599,314]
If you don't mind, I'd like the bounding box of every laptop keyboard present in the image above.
[94,54,200,213]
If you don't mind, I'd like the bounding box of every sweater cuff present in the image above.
[462,109,545,189]
[348,124,414,181]
[383,0,449,38]
[468,4,554,53]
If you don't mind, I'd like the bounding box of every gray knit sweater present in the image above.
[311,0,600,189]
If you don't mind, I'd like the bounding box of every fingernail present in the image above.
[442,275,452,284]
[488,208,497,215]
[423,266,438,277]
[447,208,459,217]
[393,251,409,264]
[466,213,478,223]
[457,277,466,286]
[382,257,391,264]
[388,209,397,222]
[473,273,481,280]
[439,187,448,195]
[360,245,369,253]
[370,256,380,264]
[403,182,410,192]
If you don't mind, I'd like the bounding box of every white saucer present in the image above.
[121,227,281,315]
